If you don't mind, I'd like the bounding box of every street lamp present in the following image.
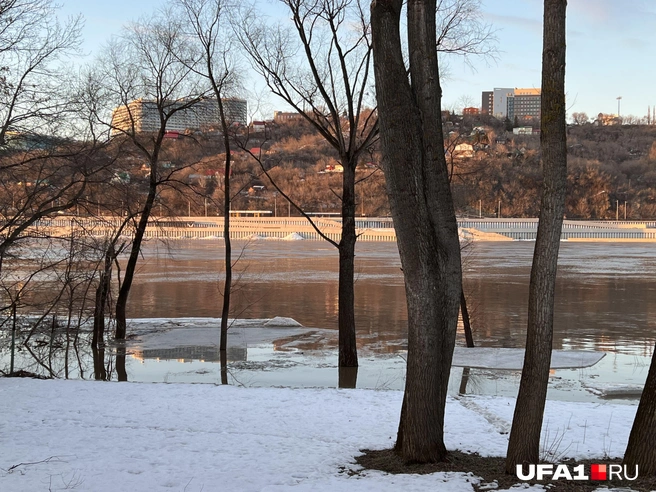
[617,96,622,118]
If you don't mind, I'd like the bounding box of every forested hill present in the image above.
[106,118,656,219]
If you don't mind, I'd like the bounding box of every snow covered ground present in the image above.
[0,379,638,491]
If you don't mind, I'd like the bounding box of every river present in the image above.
[115,240,655,401]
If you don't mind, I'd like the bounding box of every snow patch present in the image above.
[263,316,303,327]
[283,232,305,240]
[0,380,638,492]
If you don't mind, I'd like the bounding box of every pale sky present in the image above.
[59,0,656,121]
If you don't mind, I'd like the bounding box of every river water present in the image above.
[112,240,655,402]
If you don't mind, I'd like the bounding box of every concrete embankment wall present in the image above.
[28,217,656,242]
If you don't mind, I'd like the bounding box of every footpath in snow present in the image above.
[0,379,637,491]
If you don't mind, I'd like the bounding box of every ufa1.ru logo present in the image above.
[516,463,639,481]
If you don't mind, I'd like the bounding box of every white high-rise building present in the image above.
[111,98,248,135]
[492,88,514,119]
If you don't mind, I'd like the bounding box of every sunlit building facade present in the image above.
[481,88,542,120]
[111,98,248,135]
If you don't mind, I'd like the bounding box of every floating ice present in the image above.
[452,347,605,370]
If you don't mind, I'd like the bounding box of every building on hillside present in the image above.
[492,88,514,119]
[509,88,541,121]
[273,111,304,124]
[596,113,622,126]
[250,121,267,133]
[463,107,480,115]
[110,97,248,135]
[481,91,493,115]
[452,143,474,159]
[481,87,541,121]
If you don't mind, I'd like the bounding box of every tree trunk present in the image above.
[116,345,128,382]
[115,170,157,339]
[338,366,358,388]
[506,0,568,473]
[372,0,462,463]
[220,349,228,385]
[219,115,231,352]
[338,158,358,367]
[623,340,656,475]
[461,290,475,348]
[93,245,114,348]
[92,345,107,381]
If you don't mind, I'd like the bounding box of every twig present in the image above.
[8,456,66,473]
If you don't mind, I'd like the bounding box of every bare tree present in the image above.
[88,11,208,339]
[173,0,241,362]
[506,0,568,473]
[436,0,497,58]
[0,0,93,271]
[372,0,462,463]
[0,0,83,146]
[237,0,378,368]
[571,112,589,125]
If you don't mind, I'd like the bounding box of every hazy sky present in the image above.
[60,0,656,121]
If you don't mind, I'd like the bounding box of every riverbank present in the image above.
[30,216,656,241]
[0,378,642,491]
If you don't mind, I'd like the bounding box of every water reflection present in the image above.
[338,366,358,389]
[132,344,247,363]
[3,241,656,402]
[127,241,656,358]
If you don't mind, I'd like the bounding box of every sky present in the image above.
[58,0,656,121]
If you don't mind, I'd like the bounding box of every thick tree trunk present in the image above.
[115,171,157,339]
[92,345,107,381]
[506,0,568,473]
[338,159,358,367]
[623,340,656,475]
[116,345,128,382]
[372,0,462,463]
[338,366,358,388]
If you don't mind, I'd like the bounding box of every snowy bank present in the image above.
[0,379,637,491]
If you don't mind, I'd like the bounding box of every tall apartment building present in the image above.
[492,88,515,119]
[481,91,493,115]
[481,88,541,121]
[111,97,248,135]
[509,88,541,121]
